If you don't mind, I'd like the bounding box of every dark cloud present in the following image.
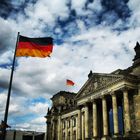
[0,35,13,53]
[0,20,14,53]
[0,79,9,89]
[101,0,131,20]
[0,0,38,19]
[0,0,13,18]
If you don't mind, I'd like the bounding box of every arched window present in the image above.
[68,120,70,128]
[73,117,76,127]
[63,121,66,129]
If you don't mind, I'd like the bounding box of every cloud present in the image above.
[0,18,15,53]
[0,93,7,115]
[87,0,102,12]
[127,0,140,27]
[0,92,49,132]
[71,0,87,15]
[13,116,46,132]
[0,68,11,89]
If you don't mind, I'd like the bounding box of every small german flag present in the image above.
[16,35,53,58]
[66,79,75,86]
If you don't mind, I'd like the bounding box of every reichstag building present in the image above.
[45,42,140,140]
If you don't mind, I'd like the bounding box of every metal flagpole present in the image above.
[1,32,20,140]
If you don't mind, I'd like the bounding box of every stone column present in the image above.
[66,119,68,140]
[70,118,73,140]
[102,97,108,136]
[93,100,98,138]
[85,105,89,139]
[46,119,51,140]
[49,119,52,140]
[58,116,62,140]
[112,93,119,135]
[77,109,82,140]
[52,120,55,140]
[123,88,131,134]
[82,112,85,140]
[76,116,78,140]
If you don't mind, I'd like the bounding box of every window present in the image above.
[63,121,66,129]
[73,118,76,127]
[67,120,70,128]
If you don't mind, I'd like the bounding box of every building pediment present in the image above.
[76,73,123,99]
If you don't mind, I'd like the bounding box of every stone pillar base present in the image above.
[85,138,90,140]
[123,133,140,140]
[92,137,99,140]
[113,133,120,137]
[101,135,109,140]
[112,134,123,140]
[124,130,132,136]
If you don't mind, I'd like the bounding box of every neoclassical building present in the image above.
[45,42,140,140]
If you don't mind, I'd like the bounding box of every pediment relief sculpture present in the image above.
[76,74,123,98]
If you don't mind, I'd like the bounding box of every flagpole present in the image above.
[1,32,20,140]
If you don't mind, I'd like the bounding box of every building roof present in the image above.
[51,91,76,100]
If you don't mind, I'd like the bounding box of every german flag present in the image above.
[16,35,53,58]
[66,79,75,86]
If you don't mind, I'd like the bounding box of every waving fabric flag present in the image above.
[16,35,53,58]
[66,79,75,86]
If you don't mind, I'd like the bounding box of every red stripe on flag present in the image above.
[17,42,53,51]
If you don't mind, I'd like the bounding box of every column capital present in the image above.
[82,102,91,107]
[91,98,98,103]
[81,108,85,114]
[77,105,83,110]
[120,86,129,92]
[100,95,107,99]
[110,92,117,98]
[110,91,115,95]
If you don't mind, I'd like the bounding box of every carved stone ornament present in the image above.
[78,74,122,98]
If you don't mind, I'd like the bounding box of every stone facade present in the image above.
[45,42,140,140]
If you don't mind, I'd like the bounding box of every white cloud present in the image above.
[71,0,87,16]
[29,102,49,114]
[88,0,103,12]
[127,0,140,27]
[0,92,49,132]
[14,117,46,132]
[0,93,7,116]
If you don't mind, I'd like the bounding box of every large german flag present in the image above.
[16,35,53,58]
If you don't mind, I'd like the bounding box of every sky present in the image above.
[0,0,140,132]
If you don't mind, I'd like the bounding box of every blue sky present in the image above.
[0,0,140,132]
